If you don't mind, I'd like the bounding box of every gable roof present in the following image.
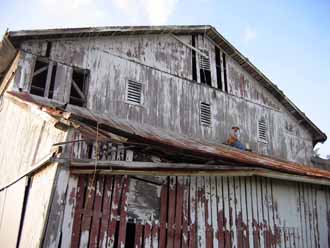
[6,25,327,144]
[5,91,330,186]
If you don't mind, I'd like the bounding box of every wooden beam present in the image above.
[44,61,54,98]
[33,65,48,77]
[68,168,330,186]
[55,158,250,171]
[71,79,86,101]
[171,34,209,58]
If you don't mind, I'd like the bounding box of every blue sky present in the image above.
[1,0,329,157]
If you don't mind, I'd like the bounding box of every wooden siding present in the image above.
[0,177,27,247]
[0,96,67,188]
[53,173,330,248]
[15,34,313,165]
[18,163,58,247]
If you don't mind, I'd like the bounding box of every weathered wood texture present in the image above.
[54,174,330,248]
[18,163,58,247]
[15,34,314,165]
[0,177,27,247]
[0,96,67,188]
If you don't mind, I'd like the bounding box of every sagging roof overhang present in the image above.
[6,25,327,145]
[5,91,330,184]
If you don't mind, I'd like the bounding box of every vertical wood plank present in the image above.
[167,176,176,248]
[61,175,79,247]
[246,177,254,248]
[210,176,218,248]
[216,176,225,248]
[228,176,237,248]
[235,177,243,248]
[107,175,122,248]
[159,179,168,248]
[196,176,206,248]
[251,177,260,248]
[189,176,197,248]
[174,176,184,248]
[151,223,159,248]
[99,176,114,248]
[118,175,129,248]
[204,176,213,248]
[240,177,249,248]
[79,175,97,248]
[134,224,143,248]
[223,177,231,248]
[71,175,87,248]
[297,183,305,248]
[89,175,105,248]
[181,176,190,248]
[144,222,152,248]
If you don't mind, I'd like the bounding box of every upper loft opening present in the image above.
[28,56,89,107]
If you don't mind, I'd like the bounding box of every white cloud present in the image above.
[113,0,179,25]
[243,26,257,43]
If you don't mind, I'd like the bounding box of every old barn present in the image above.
[0,25,329,247]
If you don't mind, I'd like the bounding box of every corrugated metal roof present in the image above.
[6,25,327,144]
[6,91,330,182]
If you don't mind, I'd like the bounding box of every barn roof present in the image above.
[5,91,330,185]
[6,25,327,144]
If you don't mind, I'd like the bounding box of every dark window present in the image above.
[191,35,197,81]
[126,80,143,105]
[69,68,88,107]
[30,59,49,97]
[45,42,52,57]
[222,53,228,92]
[215,46,223,90]
[200,102,211,127]
[48,64,57,99]
[199,49,212,86]
[30,58,57,98]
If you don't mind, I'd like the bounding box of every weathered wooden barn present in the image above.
[0,25,329,248]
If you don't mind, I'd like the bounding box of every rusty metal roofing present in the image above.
[6,25,327,144]
[6,91,330,182]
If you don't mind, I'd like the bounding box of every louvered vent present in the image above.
[258,118,267,142]
[200,102,211,126]
[199,49,210,71]
[126,80,143,105]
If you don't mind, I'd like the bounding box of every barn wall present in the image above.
[18,163,59,247]
[15,35,314,164]
[53,174,330,248]
[0,177,27,247]
[0,95,68,247]
[0,95,67,188]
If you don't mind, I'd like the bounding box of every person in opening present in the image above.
[226,126,248,151]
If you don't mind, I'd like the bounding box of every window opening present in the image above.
[126,80,143,105]
[200,102,211,127]
[30,59,49,97]
[222,53,228,92]
[199,49,212,86]
[48,64,57,99]
[258,118,268,143]
[69,68,88,107]
[192,35,197,81]
[215,46,223,90]
[45,42,52,57]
